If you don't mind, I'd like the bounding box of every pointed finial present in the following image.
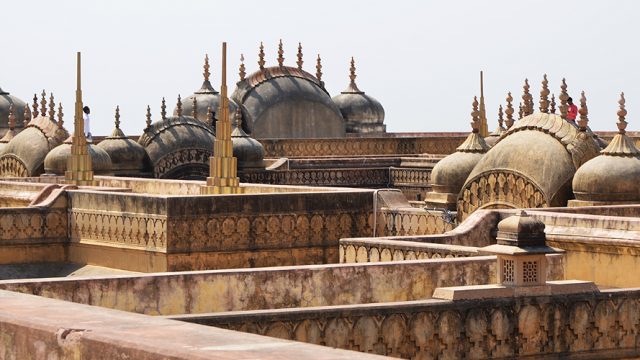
[176,94,182,117]
[296,43,303,70]
[206,106,213,126]
[617,92,627,134]
[40,90,47,116]
[114,105,121,129]
[48,93,55,121]
[550,93,556,114]
[277,39,285,67]
[518,102,524,119]
[161,97,167,120]
[32,93,39,118]
[505,92,515,129]
[559,78,569,119]
[234,107,243,129]
[57,102,63,128]
[203,53,210,82]
[7,104,15,130]
[146,105,152,127]
[521,79,532,116]
[191,97,198,118]
[539,74,550,113]
[349,57,357,85]
[497,104,504,129]
[258,42,266,70]
[471,96,480,133]
[239,53,246,81]
[316,54,323,84]
[23,103,31,126]
[577,91,589,131]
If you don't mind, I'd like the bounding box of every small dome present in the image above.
[0,86,29,137]
[44,136,113,175]
[96,107,147,175]
[332,58,385,134]
[231,108,265,170]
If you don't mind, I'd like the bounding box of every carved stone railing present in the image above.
[389,167,430,187]
[240,168,390,188]
[377,207,455,236]
[340,238,480,263]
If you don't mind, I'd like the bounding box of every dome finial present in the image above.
[505,92,515,129]
[114,105,120,129]
[40,90,47,117]
[497,104,504,129]
[518,102,524,119]
[578,91,588,131]
[145,105,152,128]
[277,39,285,67]
[206,106,213,126]
[192,97,198,118]
[296,42,303,70]
[23,103,31,126]
[234,106,243,129]
[239,53,246,81]
[57,102,63,128]
[316,54,323,84]
[176,94,183,117]
[521,79,533,116]
[471,96,480,133]
[48,93,55,121]
[617,92,627,134]
[32,93,39,118]
[539,74,550,113]
[203,53,210,82]
[258,42,266,70]
[550,93,556,114]
[559,78,569,120]
[350,57,357,85]
[7,104,15,131]
[161,97,167,121]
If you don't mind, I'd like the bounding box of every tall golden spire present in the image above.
[65,52,97,186]
[201,42,242,195]
[478,71,489,137]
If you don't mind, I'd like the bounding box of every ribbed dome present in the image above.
[44,136,113,175]
[332,58,385,134]
[231,108,265,170]
[96,107,147,175]
[0,86,29,137]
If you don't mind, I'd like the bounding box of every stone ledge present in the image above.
[432,280,598,301]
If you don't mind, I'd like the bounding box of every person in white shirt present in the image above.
[83,106,92,142]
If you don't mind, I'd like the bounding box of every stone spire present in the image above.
[342,57,362,93]
[496,104,505,132]
[539,74,550,113]
[192,97,197,118]
[206,105,213,126]
[145,105,152,128]
[479,71,489,137]
[457,96,490,153]
[601,92,640,156]
[48,93,55,121]
[550,93,556,114]
[40,90,46,117]
[518,102,524,120]
[277,39,284,67]
[110,105,126,138]
[65,51,97,186]
[239,54,246,81]
[176,94,182,117]
[114,105,121,129]
[196,54,217,94]
[559,78,569,120]
[23,103,31,126]
[161,97,167,121]
[577,91,588,131]
[57,103,64,128]
[258,42,266,70]
[201,42,242,195]
[296,43,303,70]
[7,104,15,130]
[505,92,515,129]
[316,54,324,87]
[203,54,210,82]
[521,79,533,117]
[32,93,39,118]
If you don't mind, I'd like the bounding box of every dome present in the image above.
[138,112,215,179]
[0,112,68,177]
[96,107,147,176]
[173,55,247,133]
[44,136,113,175]
[232,65,345,139]
[332,58,385,134]
[231,108,265,170]
[457,112,601,221]
[0,86,29,137]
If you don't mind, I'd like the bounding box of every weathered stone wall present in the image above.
[177,288,640,359]
[0,257,495,316]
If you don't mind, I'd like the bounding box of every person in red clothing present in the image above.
[566,97,578,122]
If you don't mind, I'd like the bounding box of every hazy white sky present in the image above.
[1,0,638,136]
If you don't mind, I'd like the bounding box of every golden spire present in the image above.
[57,102,63,128]
[201,42,242,195]
[277,39,285,67]
[296,42,303,70]
[114,105,120,129]
[577,91,588,131]
[203,54,210,82]
[559,78,569,120]
[239,53,246,81]
[40,90,46,117]
[550,93,556,114]
[32,93,39,118]
[48,93,55,121]
[600,92,639,156]
[146,105,152,128]
[23,103,31,126]
[7,104,15,130]
[505,92,515,128]
[479,71,489,137]
[456,96,490,153]
[617,92,627,135]
[161,97,167,120]
[192,97,197,118]
[539,74,550,113]
[258,42,266,70]
[176,95,182,117]
[316,54,323,85]
[65,51,97,186]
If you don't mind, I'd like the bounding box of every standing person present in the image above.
[83,106,92,142]
[566,97,578,123]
